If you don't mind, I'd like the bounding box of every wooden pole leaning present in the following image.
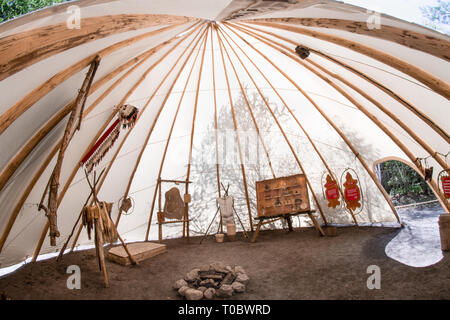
[215,24,254,232]
[225,22,401,224]
[218,25,329,226]
[44,56,101,247]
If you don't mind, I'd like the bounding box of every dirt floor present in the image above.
[0,226,449,300]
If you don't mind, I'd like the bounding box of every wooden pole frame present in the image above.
[180,24,210,241]
[1,22,201,258]
[29,24,205,261]
[115,25,208,235]
[68,24,206,252]
[215,24,255,232]
[216,28,276,179]
[237,22,450,151]
[0,22,202,194]
[243,21,450,101]
[217,25,329,226]
[0,22,193,136]
[145,25,208,242]
[225,22,401,224]
[230,23,449,213]
[243,17,450,62]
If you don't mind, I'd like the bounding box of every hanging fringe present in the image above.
[82,202,118,244]
[81,105,139,173]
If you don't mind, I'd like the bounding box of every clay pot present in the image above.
[215,233,225,243]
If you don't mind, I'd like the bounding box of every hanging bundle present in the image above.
[81,105,139,173]
[295,45,310,59]
[82,201,118,244]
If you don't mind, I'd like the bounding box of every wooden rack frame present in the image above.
[156,178,192,243]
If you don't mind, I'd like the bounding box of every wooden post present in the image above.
[215,24,254,232]
[218,25,329,226]
[225,22,401,223]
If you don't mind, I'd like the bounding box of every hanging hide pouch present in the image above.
[163,187,185,220]
[295,45,310,59]
[217,196,235,225]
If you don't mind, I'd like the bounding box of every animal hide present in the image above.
[163,187,185,220]
[217,196,235,225]
[82,201,117,244]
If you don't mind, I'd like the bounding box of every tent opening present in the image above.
[375,159,444,267]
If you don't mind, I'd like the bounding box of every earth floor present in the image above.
[0,219,449,300]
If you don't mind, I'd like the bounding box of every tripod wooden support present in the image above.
[200,183,249,244]
[83,169,138,288]
[156,178,192,243]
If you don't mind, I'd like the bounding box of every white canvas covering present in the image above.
[0,0,448,268]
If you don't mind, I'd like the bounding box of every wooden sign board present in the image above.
[256,174,310,218]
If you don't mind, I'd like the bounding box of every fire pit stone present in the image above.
[174,263,249,300]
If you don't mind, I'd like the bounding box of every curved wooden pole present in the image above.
[115,25,208,227]
[244,17,450,62]
[226,22,401,224]
[210,24,222,200]
[116,25,208,233]
[230,24,449,213]
[215,24,254,232]
[69,24,206,250]
[218,25,329,226]
[181,25,210,241]
[30,24,206,261]
[0,23,202,195]
[0,22,193,136]
[145,25,208,243]
[237,22,450,150]
[0,23,202,256]
[217,29,276,179]
[0,14,198,80]
[243,21,450,101]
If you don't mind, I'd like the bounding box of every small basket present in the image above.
[215,233,225,243]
